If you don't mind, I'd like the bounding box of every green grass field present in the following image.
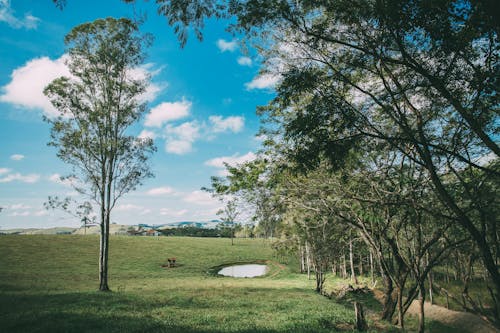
[0,235,456,332]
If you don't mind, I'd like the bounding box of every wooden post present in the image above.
[354,302,368,331]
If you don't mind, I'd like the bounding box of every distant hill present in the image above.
[0,220,222,236]
[0,227,76,235]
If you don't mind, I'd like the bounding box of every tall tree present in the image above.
[44,17,155,291]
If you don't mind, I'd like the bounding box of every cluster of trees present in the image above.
[186,1,499,331]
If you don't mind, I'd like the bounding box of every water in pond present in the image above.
[218,264,268,278]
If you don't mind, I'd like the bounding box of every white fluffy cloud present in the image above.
[144,100,191,127]
[209,115,244,133]
[245,73,280,90]
[160,208,188,217]
[183,190,219,206]
[146,186,175,196]
[138,130,156,140]
[8,211,30,217]
[48,173,79,187]
[0,56,164,117]
[128,63,165,103]
[0,168,10,175]
[33,210,48,217]
[115,204,144,212]
[0,172,39,183]
[237,56,252,66]
[0,0,40,30]
[216,39,238,52]
[164,121,201,155]
[10,154,24,161]
[205,152,257,176]
[10,203,31,210]
[0,55,70,116]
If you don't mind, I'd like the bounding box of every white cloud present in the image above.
[183,190,219,206]
[138,130,156,140]
[115,204,144,212]
[146,186,175,196]
[160,208,188,217]
[0,56,165,117]
[8,211,30,217]
[128,63,166,103]
[0,168,10,175]
[10,203,31,210]
[245,73,280,90]
[237,56,252,66]
[0,55,70,116]
[144,100,191,127]
[164,121,200,155]
[0,172,40,183]
[165,140,193,154]
[48,173,79,187]
[34,210,48,217]
[205,152,257,176]
[209,115,244,133]
[216,39,238,52]
[0,0,40,30]
[10,154,24,161]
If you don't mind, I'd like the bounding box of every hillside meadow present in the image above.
[0,235,456,332]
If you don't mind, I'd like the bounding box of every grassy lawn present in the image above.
[0,235,457,332]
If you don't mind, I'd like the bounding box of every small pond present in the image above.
[218,264,268,278]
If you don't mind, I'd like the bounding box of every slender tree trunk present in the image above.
[98,199,110,291]
[342,253,348,279]
[359,252,364,276]
[349,239,358,284]
[429,268,434,305]
[231,224,234,246]
[300,245,305,273]
[418,283,426,333]
[370,250,374,284]
[306,243,311,280]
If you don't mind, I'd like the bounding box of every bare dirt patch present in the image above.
[407,300,499,333]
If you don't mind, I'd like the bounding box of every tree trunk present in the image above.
[98,202,110,292]
[342,253,348,279]
[359,252,364,276]
[300,245,305,273]
[418,283,426,333]
[369,250,374,284]
[381,274,396,321]
[350,239,358,284]
[397,286,404,329]
[429,268,434,305]
[306,243,311,280]
[354,301,368,331]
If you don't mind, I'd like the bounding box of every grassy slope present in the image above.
[0,235,453,332]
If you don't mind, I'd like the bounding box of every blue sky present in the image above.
[0,0,276,229]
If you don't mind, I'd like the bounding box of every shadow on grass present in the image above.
[0,290,368,333]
